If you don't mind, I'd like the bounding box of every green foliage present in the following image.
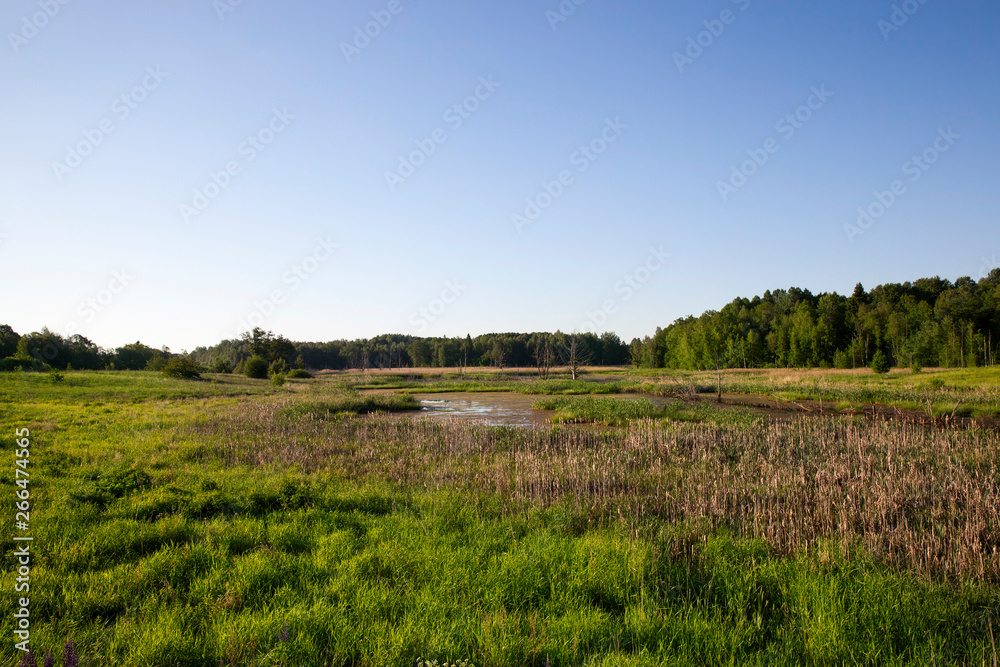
[285,391,421,418]
[0,323,20,358]
[269,358,290,376]
[114,341,161,370]
[69,466,153,509]
[271,372,286,386]
[2,371,1000,665]
[533,396,663,426]
[48,370,65,383]
[244,355,269,379]
[212,357,234,374]
[161,356,202,379]
[287,369,313,379]
[634,274,1000,370]
[870,350,890,374]
[241,327,296,364]
[145,351,168,372]
[532,395,763,426]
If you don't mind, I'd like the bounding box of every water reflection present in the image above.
[413,392,551,427]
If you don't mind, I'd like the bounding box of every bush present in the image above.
[287,369,312,379]
[162,357,202,379]
[2,356,33,371]
[244,356,269,379]
[145,352,168,372]
[269,359,290,376]
[212,358,234,374]
[870,350,890,374]
[272,373,286,387]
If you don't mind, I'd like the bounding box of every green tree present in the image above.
[244,355,269,379]
[0,324,21,358]
[870,349,890,374]
[162,357,202,379]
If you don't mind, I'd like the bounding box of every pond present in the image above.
[410,392,552,427]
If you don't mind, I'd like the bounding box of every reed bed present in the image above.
[202,402,1000,582]
[637,371,1000,417]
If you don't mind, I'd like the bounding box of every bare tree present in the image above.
[564,333,590,380]
[531,333,555,379]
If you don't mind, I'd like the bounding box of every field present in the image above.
[2,368,1000,666]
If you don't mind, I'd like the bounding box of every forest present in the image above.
[630,271,1000,371]
[4,271,998,374]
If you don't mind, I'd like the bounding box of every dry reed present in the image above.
[197,400,1000,582]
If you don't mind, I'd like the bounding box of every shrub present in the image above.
[269,359,290,376]
[145,352,168,372]
[870,350,890,374]
[3,355,36,371]
[272,373,286,387]
[212,358,233,374]
[244,356,269,379]
[162,357,202,379]
[287,369,312,379]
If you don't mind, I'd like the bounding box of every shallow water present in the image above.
[410,392,551,427]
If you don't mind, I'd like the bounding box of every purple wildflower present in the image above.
[43,652,54,667]
[280,621,290,643]
[18,651,37,667]
[63,639,78,667]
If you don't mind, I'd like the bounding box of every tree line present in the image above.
[0,325,630,375]
[3,272,997,374]
[629,271,1000,370]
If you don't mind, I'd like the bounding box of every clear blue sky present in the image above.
[2,0,997,351]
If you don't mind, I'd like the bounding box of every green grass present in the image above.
[285,391,421,419]
[354,376,630,397]
[532,396,663,426]
[1,370,998,665]
[350,366,1000,420]
[0,370,280,410]
[532,396,764,427]
[634,367,1000,419]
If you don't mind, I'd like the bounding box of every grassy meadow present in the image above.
[2,369,999,666]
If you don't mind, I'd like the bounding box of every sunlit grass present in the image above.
[1,370,998,666]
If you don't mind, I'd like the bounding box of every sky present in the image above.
[1,0,998,352]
